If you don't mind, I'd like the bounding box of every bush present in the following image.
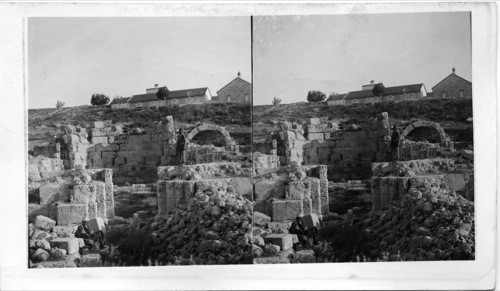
[272,97,282,106]
[156,86,170,100]
[55,100,65,109]
[371,83,385,97]
[307,90,326,103]
[90,93,110,106]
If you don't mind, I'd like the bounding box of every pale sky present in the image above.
[28,17,251,109]
[253,12,471,105]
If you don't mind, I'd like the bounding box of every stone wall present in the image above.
[274,113,391,181]
[28,168,115,225]
[28,155,64,182]
[253,165,329,220]
[157,163,253,215]
[432,73,472,99]
[370,159,474,210]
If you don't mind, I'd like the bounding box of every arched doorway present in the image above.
[401,120,450,145]
[186,124,235,146]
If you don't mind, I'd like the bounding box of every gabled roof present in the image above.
[110,97,130,104]
[128,87,209,103]
[168,87,209,99]
[217,77,251,94]
[326,94,346,102]
[345,83,425,100]
[432,73,471,90]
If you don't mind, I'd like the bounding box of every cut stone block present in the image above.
[302,213,320,228]
[39,185,59,205]
[88,217,106,234]
[70,204,89,224]
[49,238,80,255]
[34,215,56,231]
[287,180,310,200]
[371,177,381,211]
[264,234,294,251]
[294,249,316,263]
[271,200,286,221]
[302,198,313,216]
[285,200,303,220]
[253,211,271,227]
[57,204,71,225]
[320,180,329,215]
[88,201,98,220]
[72,185,96,204]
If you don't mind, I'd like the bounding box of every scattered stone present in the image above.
[34,215,56,231]
[33,248,50,262]
[253,211,271,227]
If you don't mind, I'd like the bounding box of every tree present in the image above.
[371,83,386,97]
[307,90,326,103]
[156,86,170,100]
[90,93,110,106]
[272,96,282,106]
[55,100,65,109]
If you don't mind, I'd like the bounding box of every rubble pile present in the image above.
[151,186,253,265]
[363,181,474,261]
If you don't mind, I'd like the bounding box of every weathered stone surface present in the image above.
[302,213,320,228]
[32,248,50,262]
[49,238,80,255]
[88,217,106,233]
[285,200,303,220]
[34,215,56,231]
[70,204,89,224]
[287,181,310,200]
[264,234,293,251]
[253,211,271,227]
[294,249,316,263]
[254,256,290,264]
[72,185,96,204]
[81,254,102,267]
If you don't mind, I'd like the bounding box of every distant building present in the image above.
[110,97,130,109]
[431,67,472,99]
[326,93,347,106]
[126,85,212,109]
[216,72,252,103]
[328,80,428,106]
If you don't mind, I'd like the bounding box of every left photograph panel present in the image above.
[27,17,253,267]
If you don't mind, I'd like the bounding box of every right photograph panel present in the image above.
[252,13,474,263]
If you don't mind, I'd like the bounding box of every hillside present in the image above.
[253,99,473,144]
[28,103,252,148]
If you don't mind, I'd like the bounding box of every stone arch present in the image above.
[186,124,235,146]
[401,120,450,145]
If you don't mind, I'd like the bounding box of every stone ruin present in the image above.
[251,111,474,263]
[28,114,250,267]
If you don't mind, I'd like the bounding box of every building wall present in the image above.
[111,103,130,110]
[217,78,252,103]
[165,95,208,106]
[345,92,424,105]
[432,74,472,99]
[275,113,392,181]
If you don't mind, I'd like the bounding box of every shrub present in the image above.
[55,100,65,109]
[156,86,170,100]
[272,97,282,106]
[307,90,326,103]
[90,93,110,106]
[371,83,385,97]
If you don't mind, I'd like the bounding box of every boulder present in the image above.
[253,212,271,227]
[264,233,294,251]
[34,239,51,251]
[252,245,264,257]
[32,248,50,262]
[81,254,102,267]
[293,249,316,263]
[34,215,56,231]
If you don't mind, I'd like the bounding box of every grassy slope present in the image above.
[253,99,473,144]
[28,103,252,147]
